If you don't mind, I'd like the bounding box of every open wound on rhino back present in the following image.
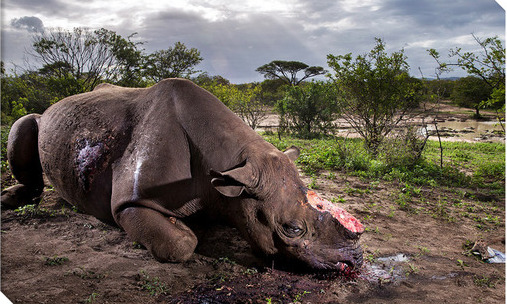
[75,139,110,191]
[306,190,364,234]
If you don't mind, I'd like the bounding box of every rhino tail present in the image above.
[1,114,44,208]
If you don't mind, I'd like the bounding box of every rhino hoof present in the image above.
[1,185,39,209]
[151,230,198,263]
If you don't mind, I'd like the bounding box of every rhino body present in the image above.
[2,78,363,271]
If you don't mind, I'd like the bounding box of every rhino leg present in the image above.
[2,114,44,208]
[116,206,198,262]
[110,118,196,262]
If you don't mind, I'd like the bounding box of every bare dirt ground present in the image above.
[1,166,504,303]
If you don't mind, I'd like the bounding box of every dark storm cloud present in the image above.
[1,0,505,82]
[137,9,322,83]
[3,0,76,16]
[379,0,504,30]
[380,0,504,75]
[11,16,45,33]
[294,0,504,78]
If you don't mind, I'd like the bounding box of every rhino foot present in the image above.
[1,184,41,209]
[117,206,198,262]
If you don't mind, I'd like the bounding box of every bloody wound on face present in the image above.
[306,190,364,234]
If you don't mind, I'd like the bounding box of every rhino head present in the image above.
[211,146,364,272]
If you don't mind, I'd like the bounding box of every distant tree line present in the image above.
[1,27,202,124]
[1,28,504,160]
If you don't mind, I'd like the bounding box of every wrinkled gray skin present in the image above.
[2,79,363,271]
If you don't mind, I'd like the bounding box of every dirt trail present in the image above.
[1,168,504,303]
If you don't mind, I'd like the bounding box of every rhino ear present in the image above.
[284,146,300,162]
[210,161,257,198]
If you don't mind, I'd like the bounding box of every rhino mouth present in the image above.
[335,261,354,272]
[275,241,363,272]
[314,260,356,272]
[309,248,363,272]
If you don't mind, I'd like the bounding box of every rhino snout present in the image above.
[291,240,363,272]
[344,228,362,241]
[326,247,363,271]
[344,245,364,270]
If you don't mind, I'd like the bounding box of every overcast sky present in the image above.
[2,0,505,83]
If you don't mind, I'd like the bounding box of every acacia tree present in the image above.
[144,42,203,82]
[30,27,144,90]
[429,35,504,89]
[328,38,423,155]
[256,60,326,86]
[429,34,505,127]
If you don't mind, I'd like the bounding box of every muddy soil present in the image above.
[1,163,504,303]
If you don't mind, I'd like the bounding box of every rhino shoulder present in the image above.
[154,78,197,90]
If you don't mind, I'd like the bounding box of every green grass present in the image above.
[83,292,99,303]
[263,135,371,175]
[14,204,70,218]
[263,133,505,193]
[138,270,168,296]
[473,275,501,288]
[425,141,504,173]
[43,255,69,266]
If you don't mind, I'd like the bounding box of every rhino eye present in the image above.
[282,222,305,238]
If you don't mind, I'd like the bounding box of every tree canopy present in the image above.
[256,60,326,86]
[451,76,492,118]
[428,34,505,125]
[203,82,267,130]
[144,42,203,82]
[31,27,144,90]
[277,81,339,138]
[1,27,208,124]
[328,38,423,154]
[429,35,505,89]
[29,27,204,89]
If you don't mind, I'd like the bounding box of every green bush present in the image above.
[327,38,423,154]
[377,128,427,169]
[451,76,492,118]
[276,81,339,138]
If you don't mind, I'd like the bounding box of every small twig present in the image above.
[495,109,505,132]
[433,122,444,168]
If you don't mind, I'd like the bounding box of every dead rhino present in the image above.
[2,78,364,271]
